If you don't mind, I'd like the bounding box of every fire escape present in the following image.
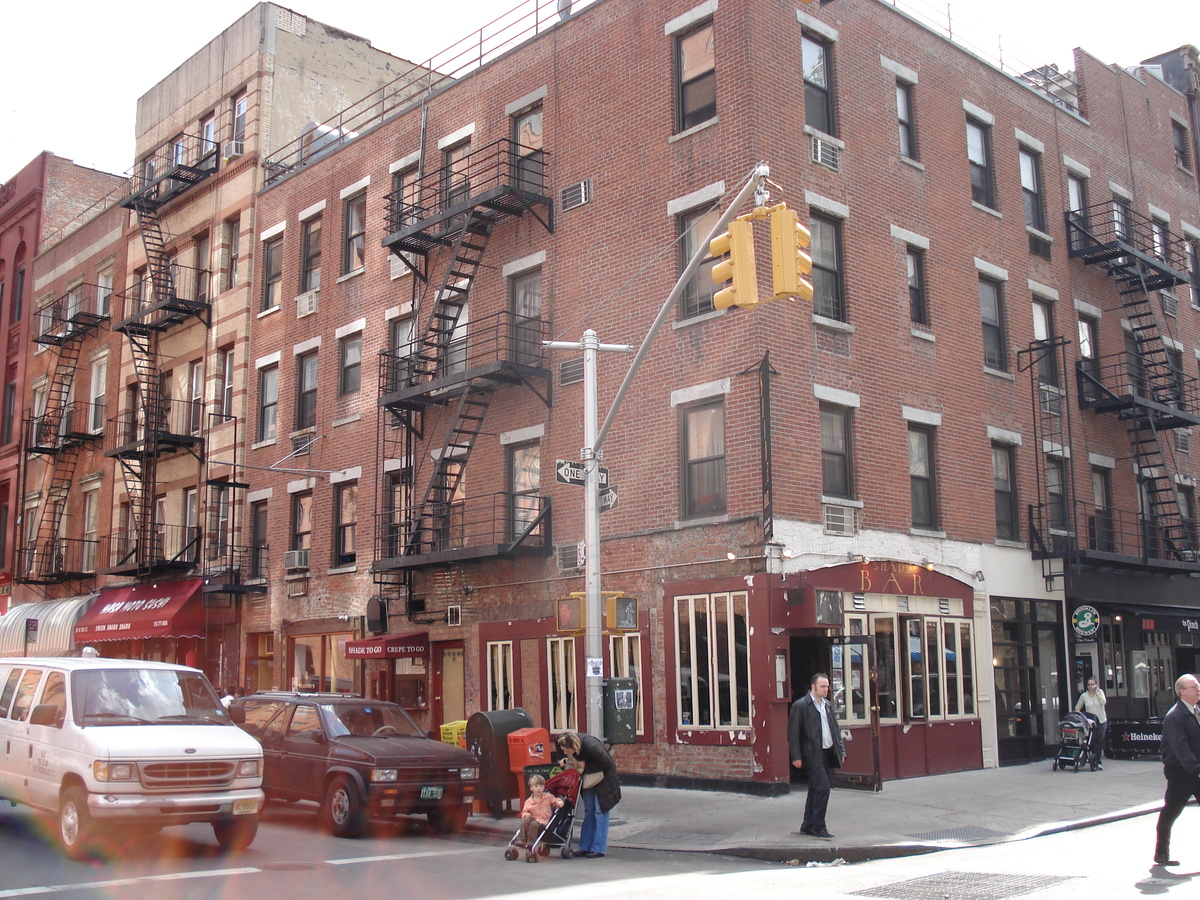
[106,133,227,580]
[374,139,554,621]
[1028,201,1200,575]
[16,284,110,585]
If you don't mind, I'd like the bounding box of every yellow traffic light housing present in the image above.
[710,218,760,310]
[604,594,638,631]
[769,205,814,302]
[556,593,585,632]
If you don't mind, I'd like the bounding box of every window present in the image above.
[487,642,514,711]
[217,348,235,418]
[679,205,719,318]
[88,359,107,433]
[291,492,313,552]
[896,81,917,159]
[1046,455,1067,530]
[391,166,420,228]
[906,247,928,325]
[182,487,199,562]
[508,441,541,538]
[510,269,542,365]
[675,591,750,728]
[675,20,716,132]
[909,425,937,529]
[802,34,834,136]
[1019,147,1046,232]
[682,400,725,518]
[547,637,577,732]
[993,443,1018,540]
[609,632,644,734]
[1066,174,1088,248]
[261,236,282,311]
[225,218,241,290]
[194,235,210,303]
[966,118,995,208]
[250,501,268,578]
[296,351,318,429]
[979,276,1007,371]
[2,381,16,445]
[820,405,852,498]
[1174,120,1192,169]
[342,193,366,274]
[12,266,25,324]
[300,216,322,292]
[334,483,357,566]
[866,614,974,723]
[810,212,844,321]
[210,483,231,560]
[443,142,471,210]
[511,104,545,192]
[1189,241,1200,305]
[257,365,278,441]
[231,92,247,146]
[1152,217,1169,262]
[1031,298,1059,387]
[338,334,361,396]
[188,361,203,435]
[97,270,113,318]
[201,114,216,156]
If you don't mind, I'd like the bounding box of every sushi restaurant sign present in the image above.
[1071,605,1100,637]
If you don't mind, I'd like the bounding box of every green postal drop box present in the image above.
[603,677,638,744]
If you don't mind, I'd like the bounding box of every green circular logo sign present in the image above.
[1072,605,1100,637]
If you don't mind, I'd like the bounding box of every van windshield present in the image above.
[72,669,230,726]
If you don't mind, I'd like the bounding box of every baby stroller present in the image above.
[504,767,580,862]
[1052,711,1100,772]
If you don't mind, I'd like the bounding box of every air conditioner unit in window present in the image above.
[556,540,585,573]
[224,140,244,160]
[561,179,591,212]
[823,504,858,537]
[295,289,318,318]
[283,549,310,570]
[810,135,841,172]
[446,605,462,627]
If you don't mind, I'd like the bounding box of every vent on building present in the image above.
[224,141,244,160]
[446,605,462,627]
[810,135,841,172]
[296,289,318,318]
[561,179,591,212]
[283,549,310,570]
[823,503,858,537]
[285,576,309,598]
[560,357,584,386]
[292,435,312,455]
[1176,429,1191,453]
[556,541,585,573]
[1162,292,1179,318]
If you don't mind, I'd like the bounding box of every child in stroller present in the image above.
[505,767,581,862]
[1052,710,1101,772]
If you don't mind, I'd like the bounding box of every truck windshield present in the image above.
[72,669,230,726]
[325,703,424,737]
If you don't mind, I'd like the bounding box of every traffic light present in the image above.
[556,593,584,632]
[710,217,759,310]
[769,204,814,302]
[604,594,638,631]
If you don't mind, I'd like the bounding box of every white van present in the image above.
[0,656,263,859]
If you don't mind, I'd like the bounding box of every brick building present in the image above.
[7,0,1200,793]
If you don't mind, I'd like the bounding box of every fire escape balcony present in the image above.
[103,524,201,577]
[200,544,268,598]
[33,283,110,347]
[20,538,102,585]
[105,399,206,461]
[120,134,220,214]
[1030,500,1200,574]
[1065,203,1191,294]
[382,138,552,263]
[24,402,106,455]
[379,310,550,409]
[1076,353,1200,428]
[114,263,211,332]
[373,492,551,570]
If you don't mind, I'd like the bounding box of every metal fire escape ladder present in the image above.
[112,325,162,572]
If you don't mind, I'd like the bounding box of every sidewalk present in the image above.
[466,756,1167,863]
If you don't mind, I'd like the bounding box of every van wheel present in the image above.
[59,786,96,861]
[213,816,258,853]
[324,775,365,838]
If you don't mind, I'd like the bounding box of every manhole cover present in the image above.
[905,826,1010,842]
[852,872,1074,900]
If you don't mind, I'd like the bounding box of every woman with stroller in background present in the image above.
[556,731,620,858]
[1076,678,1108,769]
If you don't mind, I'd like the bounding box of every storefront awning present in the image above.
[0,595,96,657]
[74,579,205,643]
[344,631,429,659]
[1111,605,1200,637]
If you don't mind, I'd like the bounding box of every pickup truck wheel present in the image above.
[213,816,259,853]
[325,775,366,838]
[428,804,469,835]
[59,786,96,861]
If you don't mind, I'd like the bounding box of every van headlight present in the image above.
[94,761,137,782]
[237,758,262,778]
[371,768,398,782]
[459,766,479,781]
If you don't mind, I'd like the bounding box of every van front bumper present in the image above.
[86,787,264,824]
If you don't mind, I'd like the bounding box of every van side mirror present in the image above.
[30,704,63,728]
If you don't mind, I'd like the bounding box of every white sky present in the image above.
[1,0,1195,182]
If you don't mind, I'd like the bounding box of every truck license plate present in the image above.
[420,786,443,800]
[233,798,259,815]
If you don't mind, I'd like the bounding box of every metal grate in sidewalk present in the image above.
[904,826,1011,842]
[852,872,1075,900]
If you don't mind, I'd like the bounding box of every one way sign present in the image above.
[555,459,610,487]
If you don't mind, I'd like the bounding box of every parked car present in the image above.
[0,656,263,859]
[229,692,478,838]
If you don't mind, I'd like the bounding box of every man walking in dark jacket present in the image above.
[788,672,846,839]
[1155,673,1200,866]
